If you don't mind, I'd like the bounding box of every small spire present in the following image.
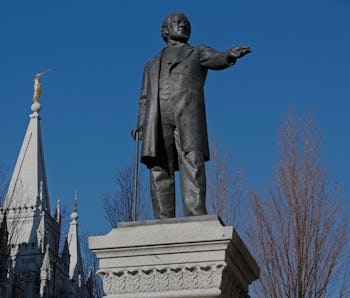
[41,244,51,270]
[66,191,84,284]
[71,191,79,222]
[37,208,46,253]
[74,191,78,212]
[54,199,61,223]
[40,181,44,208]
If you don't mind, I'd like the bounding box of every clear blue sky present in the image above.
[0,0,349,236]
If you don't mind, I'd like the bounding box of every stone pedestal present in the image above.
[89,215,259,298]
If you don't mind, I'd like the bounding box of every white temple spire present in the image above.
[66,192,84,283]
[4,101,50,212]
[0,73,90,297]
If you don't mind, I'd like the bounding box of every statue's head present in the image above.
[161,12,191,43]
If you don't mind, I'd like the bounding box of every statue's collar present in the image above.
[165,40,189,48]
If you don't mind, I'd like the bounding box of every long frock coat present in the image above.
[137,43,236,170]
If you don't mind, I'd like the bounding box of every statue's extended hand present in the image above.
[229,46,251,59]
[131,127,143,140]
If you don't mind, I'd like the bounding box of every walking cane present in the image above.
[132,130,140,222]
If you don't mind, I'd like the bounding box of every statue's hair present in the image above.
[161,12,191,43]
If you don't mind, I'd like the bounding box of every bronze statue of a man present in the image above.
[133,12,251,219]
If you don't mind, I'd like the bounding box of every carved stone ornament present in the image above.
[99,263,227,295]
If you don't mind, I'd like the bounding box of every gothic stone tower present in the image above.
[0,99,90,297]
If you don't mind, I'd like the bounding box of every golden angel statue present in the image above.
[33,69,51,102]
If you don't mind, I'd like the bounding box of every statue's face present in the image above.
[167,14,191,42]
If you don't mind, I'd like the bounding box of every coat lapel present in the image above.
[171,46,193,65]
[149,51,162,94]
[171,47,193,72]
[162,44,193,72]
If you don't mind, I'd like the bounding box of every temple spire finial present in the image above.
[31,69,51,116]
[74,190,78,211]
[71,191,79,222]
[33,69,51,103]
[73,190,79,208]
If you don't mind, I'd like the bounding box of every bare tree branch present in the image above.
[246,112,350,297]
[0,162,10,207]
[80,230,104,298]
[206,139,244,229]
[103,163,150,227]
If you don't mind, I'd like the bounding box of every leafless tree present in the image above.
[0,179,35,294]
[103,163,150,227]
[0,163,10,207]
[103,144,244,227]
[0,176,25,285]
[206,140,244,229]
[80,230,104,298]
[246,112,350,297]
[58,204,69,253]
[0,162,10,283]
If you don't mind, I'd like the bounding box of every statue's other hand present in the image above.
[229,46,251,59]
[131,127,143,140]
